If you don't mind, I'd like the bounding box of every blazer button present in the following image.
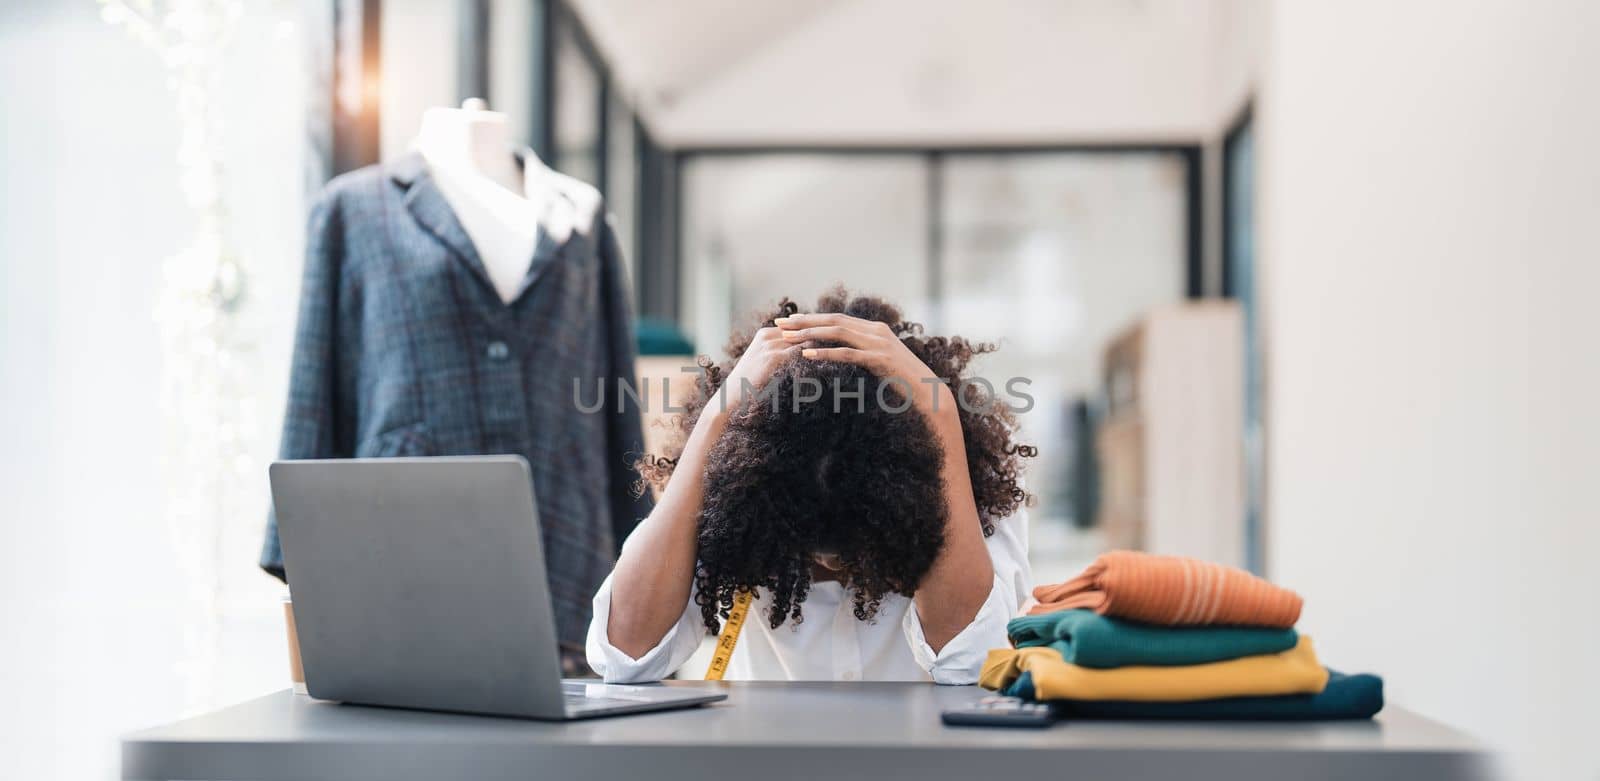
[486,341,510,360]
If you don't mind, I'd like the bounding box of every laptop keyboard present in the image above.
[562,681,659,712]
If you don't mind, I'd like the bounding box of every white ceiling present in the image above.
[568,0,1257,146]
[567,0,848,109]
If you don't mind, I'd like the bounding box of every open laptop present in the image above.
[269,455,726,720]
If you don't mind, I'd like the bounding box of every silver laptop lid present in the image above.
[270,456,567,719]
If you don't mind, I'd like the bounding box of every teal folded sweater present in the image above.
[1006,669,1384,721]
[1007,609,1299,668]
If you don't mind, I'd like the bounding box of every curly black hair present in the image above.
[638,288,1035,634]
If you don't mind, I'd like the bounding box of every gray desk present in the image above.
[123,682,1492,781]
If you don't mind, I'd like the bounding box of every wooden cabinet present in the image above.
[1096,303,1245,567]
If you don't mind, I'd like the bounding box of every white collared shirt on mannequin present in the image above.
[420,146,546,304]
[585,506,1031,685]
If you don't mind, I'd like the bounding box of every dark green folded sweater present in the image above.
[1005,669,1384,721]
[1007,609,1300,668]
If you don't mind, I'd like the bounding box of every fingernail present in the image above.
[774,317,791,326]
[801,348,818,358]
[781,330,803,340]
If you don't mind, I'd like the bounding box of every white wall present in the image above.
[1207,0,1266,128]
[1257,1,1600,778]
[0,2,305,778]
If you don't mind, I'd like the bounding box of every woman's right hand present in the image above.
[604,328,794,661]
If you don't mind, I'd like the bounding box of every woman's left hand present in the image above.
[774,313,955,415]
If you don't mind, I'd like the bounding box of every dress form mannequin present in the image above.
[415,99,547,304]
[415,97,524,194]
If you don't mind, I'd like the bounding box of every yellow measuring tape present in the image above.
[703,590,753,680]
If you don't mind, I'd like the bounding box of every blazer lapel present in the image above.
[390,152,496,294]
[509,148,574,305]
[510,202,576,304]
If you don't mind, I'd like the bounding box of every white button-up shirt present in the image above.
[420,147,548,305]
[586,507,1030,685]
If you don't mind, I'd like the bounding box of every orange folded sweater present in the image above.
[1029,550,1303,628]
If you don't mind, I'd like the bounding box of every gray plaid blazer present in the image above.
[259,152,652,649]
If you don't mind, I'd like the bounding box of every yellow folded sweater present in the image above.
[980,635,1330,702]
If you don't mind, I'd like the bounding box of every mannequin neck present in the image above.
[415,106,523,195]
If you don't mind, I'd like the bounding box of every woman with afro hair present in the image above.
[586,288,1035,684]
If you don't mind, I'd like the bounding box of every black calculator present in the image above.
[941,696,1056,728]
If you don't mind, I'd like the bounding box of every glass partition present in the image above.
[606,91,638,282]
[549,12,600,185]
[678,154,932,355]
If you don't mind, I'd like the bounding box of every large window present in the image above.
[486,0,535,146]
[542,2,653,307]
[549,6,600,185]
[941,152,1188,569]
[1223,112,1262,574]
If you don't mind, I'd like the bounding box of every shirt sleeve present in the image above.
[585,571,706,683]
[901,503,1032,685]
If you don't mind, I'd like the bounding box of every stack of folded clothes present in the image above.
[980,550,1384,720]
